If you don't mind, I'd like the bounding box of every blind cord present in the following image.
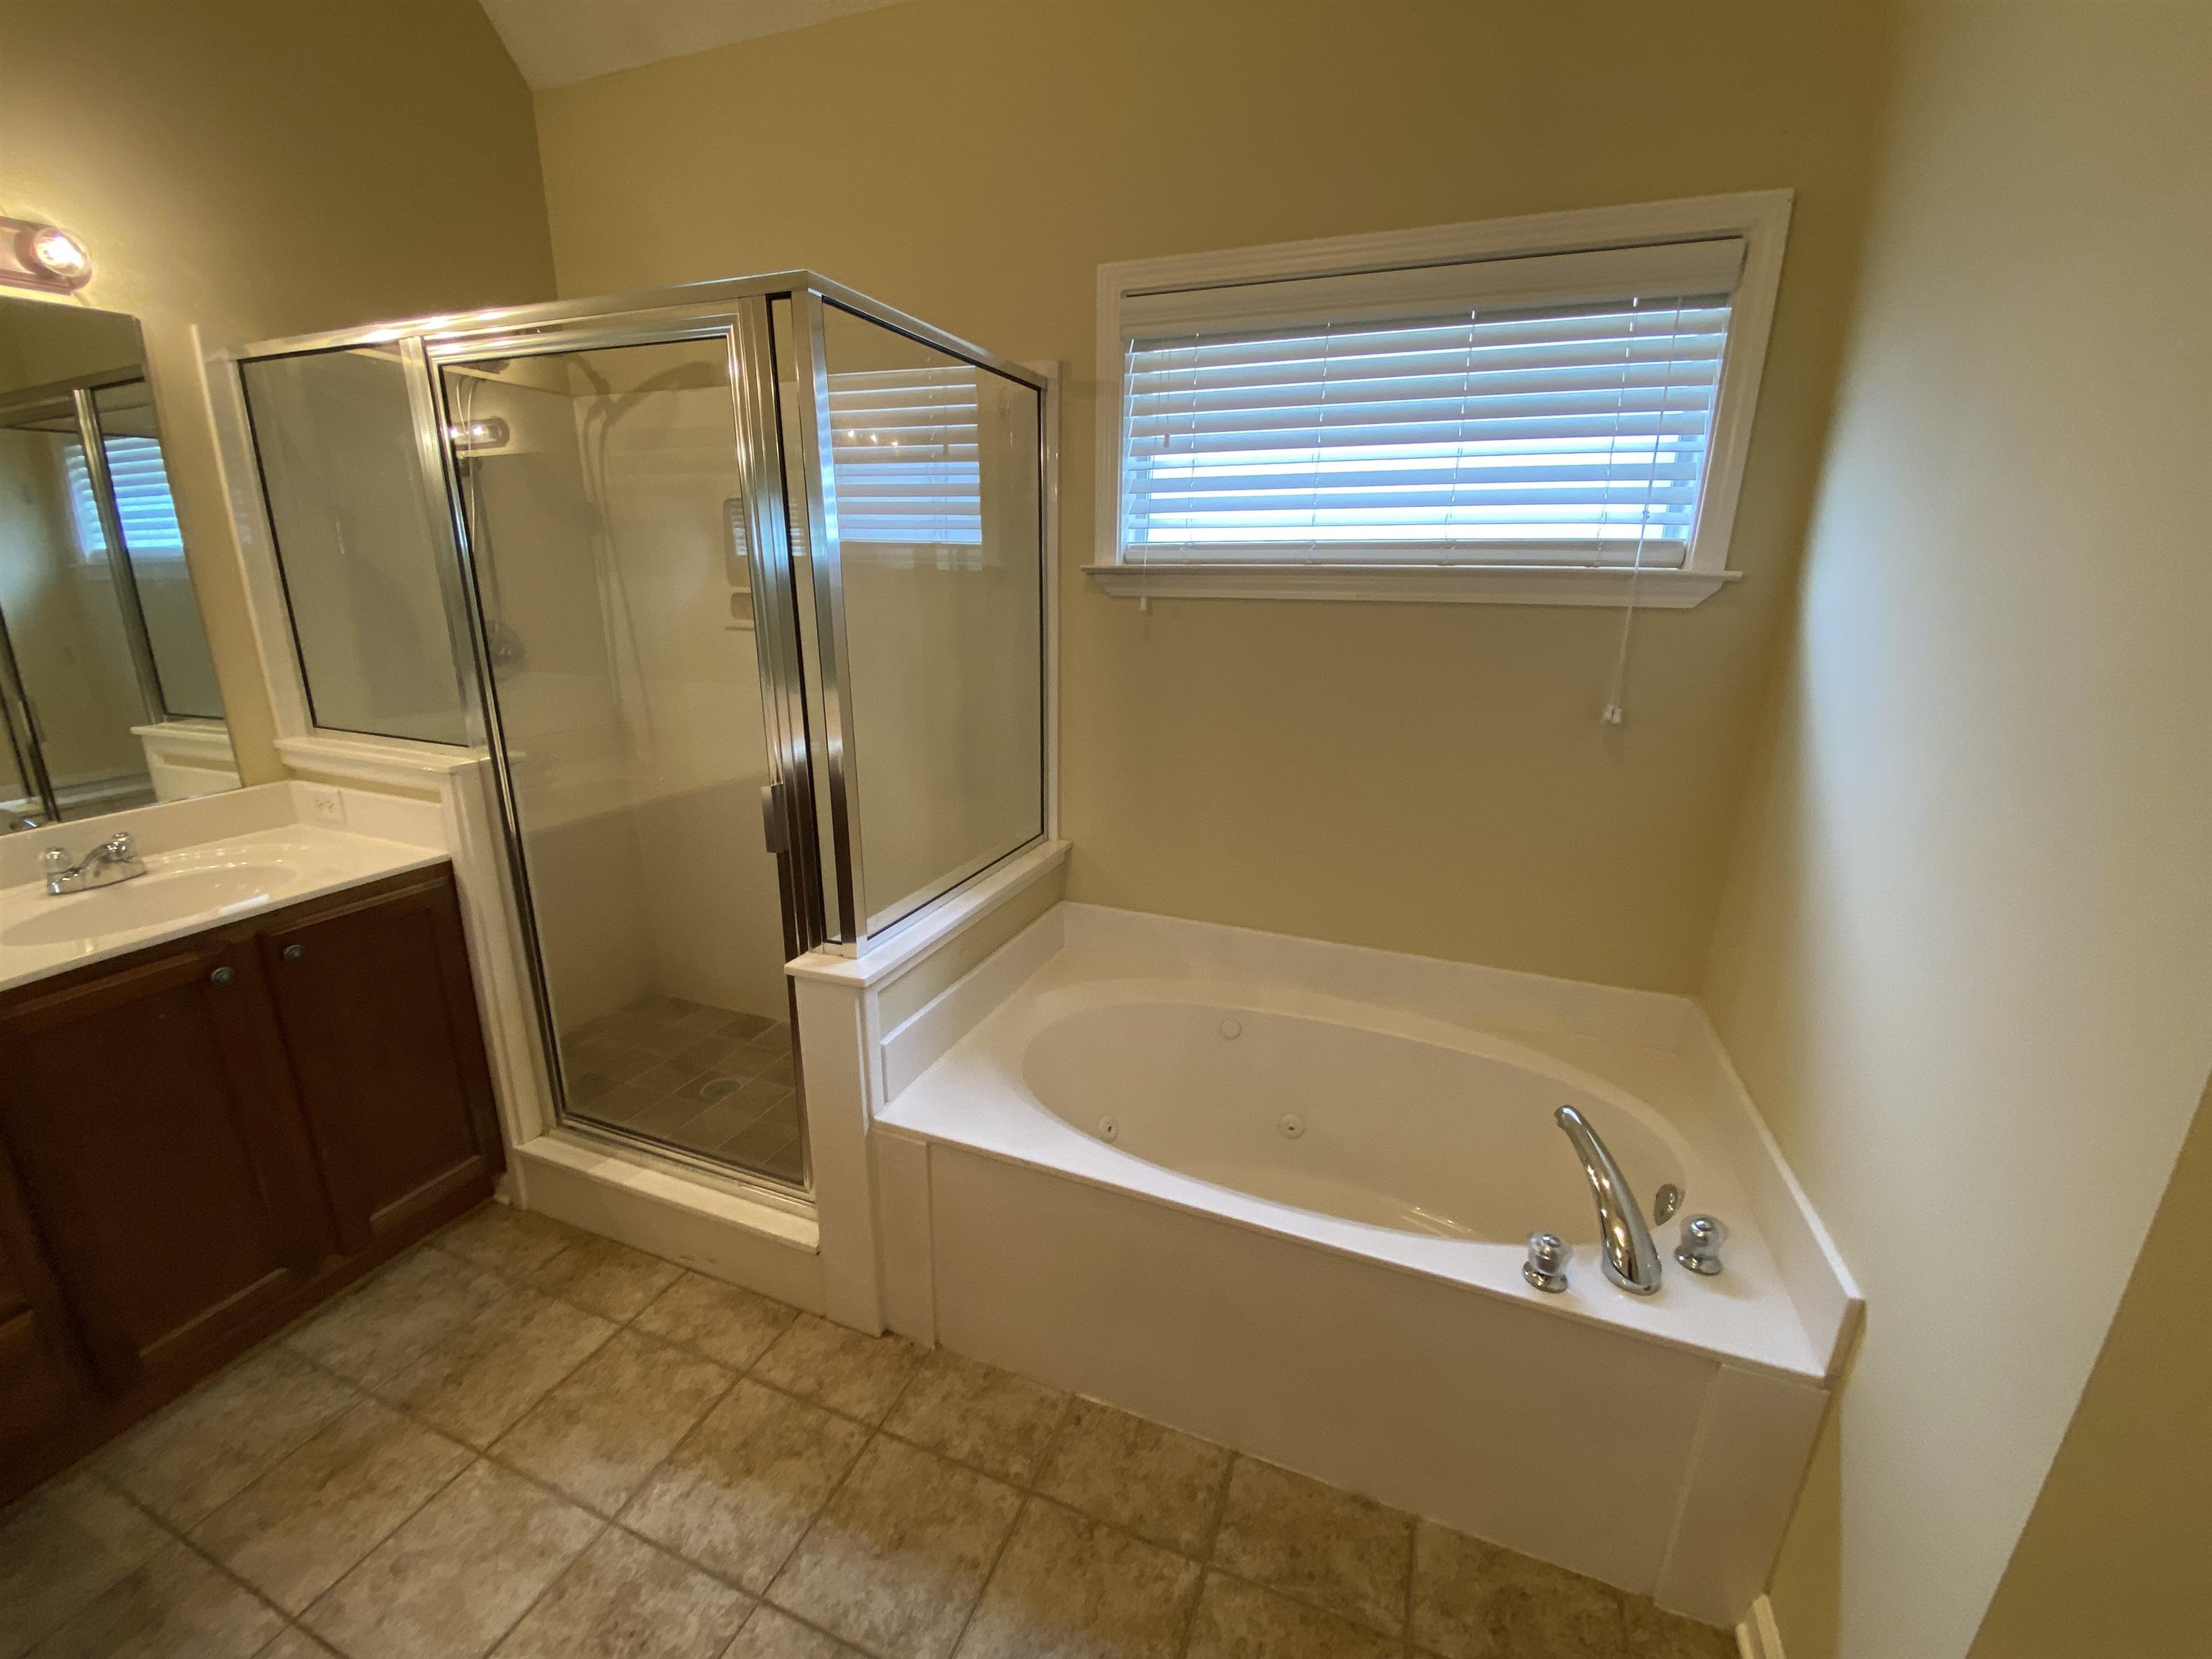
[1601,297,1687,727]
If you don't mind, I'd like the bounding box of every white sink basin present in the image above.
[0,805,447,995]
[1,861,293,948]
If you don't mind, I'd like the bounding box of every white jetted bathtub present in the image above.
[866,901,1860,1627]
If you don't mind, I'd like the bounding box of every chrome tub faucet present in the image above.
[42,832,146,895]
[1554,1104,1663,1295]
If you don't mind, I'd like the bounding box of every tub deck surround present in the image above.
[879,903,1855,1383]
[889,970,1818,1379]
[860,901,1861,1627]
[0,781,448,992]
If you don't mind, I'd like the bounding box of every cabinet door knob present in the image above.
[209,966,235,986]
[282,944,306,963]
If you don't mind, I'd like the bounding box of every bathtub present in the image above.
[863,900,1859,1627]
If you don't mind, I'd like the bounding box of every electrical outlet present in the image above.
[305,786,346,824]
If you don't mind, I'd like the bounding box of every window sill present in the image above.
[1082,562,1740,608]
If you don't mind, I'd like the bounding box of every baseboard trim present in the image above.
[1737,1596,1786,1659]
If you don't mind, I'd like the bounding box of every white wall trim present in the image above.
[1737,1594,1786,1659]
[275,732,484,789]
[1092,189,1793,607]
[789,839,1069,990]
[127,719,240,768]
[1082,562,1738,608]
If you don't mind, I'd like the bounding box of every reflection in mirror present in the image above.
[0,297,235,832]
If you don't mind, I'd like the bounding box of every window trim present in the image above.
[1089,189,1791,608]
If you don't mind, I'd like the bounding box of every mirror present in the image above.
[0,296,235,832]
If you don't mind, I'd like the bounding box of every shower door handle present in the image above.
[760,783,788,855]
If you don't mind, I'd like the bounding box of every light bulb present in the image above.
[25,225,90,283]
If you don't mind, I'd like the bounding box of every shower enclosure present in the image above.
[230,279,1051,1197]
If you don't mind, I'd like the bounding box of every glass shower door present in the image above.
[438,330,811,1188]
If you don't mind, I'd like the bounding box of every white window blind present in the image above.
[1118,238,1741,567]
[65,436,186,561]
[827,365,981,546]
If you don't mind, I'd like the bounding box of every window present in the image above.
[1092,192,1790,606]
[827,362,981,549]
[64,434,186,562]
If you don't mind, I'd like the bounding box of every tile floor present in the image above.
[559,996,804,1185]
[1,1203,1737,1659]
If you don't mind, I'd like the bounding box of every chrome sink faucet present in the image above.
[42,832,147,896]
[1554,1105,1663,1295]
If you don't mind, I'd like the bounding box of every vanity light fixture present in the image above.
[0,216,94,292]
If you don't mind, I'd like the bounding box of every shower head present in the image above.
[448,414,511,455]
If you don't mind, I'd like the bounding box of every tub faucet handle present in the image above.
[1675,1215,1727,1276]
[1523,1232,1570,1294]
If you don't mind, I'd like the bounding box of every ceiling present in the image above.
[477,0,909,91]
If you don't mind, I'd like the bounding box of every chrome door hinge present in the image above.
[760,781,789,855]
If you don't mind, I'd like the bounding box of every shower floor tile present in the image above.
[4,1201,1739,1659]
[562,999,804,1187]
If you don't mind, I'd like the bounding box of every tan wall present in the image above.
[533,0,1897,992]
[0,0,556,783]
[1700,5,2212,1655]
[1966,1072,2212,1659]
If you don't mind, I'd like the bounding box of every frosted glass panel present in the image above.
[243,349,469,743]
[817,305,1044,932]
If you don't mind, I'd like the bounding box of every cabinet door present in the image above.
[261,873,502,1254]
[0,1292,86,1493]
[0,942,334,1395]
[0,1146,90,1491]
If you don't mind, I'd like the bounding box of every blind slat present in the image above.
[827,366,981,545]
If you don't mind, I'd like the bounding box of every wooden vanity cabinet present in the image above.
[0,862,503,1501]
[0,938,333,1399]
[0,1177,84,1483]
[260,877,502,1256]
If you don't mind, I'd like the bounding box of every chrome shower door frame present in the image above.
[418,300,827,1197]
[781,289,1056,952]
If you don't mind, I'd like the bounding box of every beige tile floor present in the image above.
[1,1204,1737,1659]
[560,997,804,1185]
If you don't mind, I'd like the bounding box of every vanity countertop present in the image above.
[0,823,447,994]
